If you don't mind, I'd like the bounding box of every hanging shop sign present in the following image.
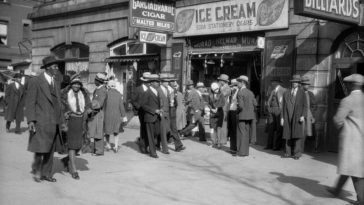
[294,0,361,24]
[174,0,288,37]
[130,0,176,32]
[139,30,167,45]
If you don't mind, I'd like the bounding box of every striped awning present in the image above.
[105,54,159,63]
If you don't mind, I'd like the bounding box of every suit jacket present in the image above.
[4,82,24,121]
[131,84,147,111]
[159,86,170,114]
[186,88,205,113]
[141,87,163,123]
[333,90,364,178]
[26,73,64,153]
[237,87,256,120]
[267,85,286,115]
[282,87,307,139]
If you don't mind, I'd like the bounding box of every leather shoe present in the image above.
[293,156,300,160]
[33,175,41,183]
[162,150,170,154]
[282,153,291,158]
[40,176,57,182]
[175,146,186,152]
[150,154,159,158]
[71,172,80,180]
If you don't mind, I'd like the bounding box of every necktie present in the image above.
[75,92,81,113]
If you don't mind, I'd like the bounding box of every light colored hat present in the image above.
[140,72,151,81]
[95,72,107,83]
[70,74,82,86]
[108,80,116,88]
[290,74,301,82]
[145,74,160,81]
[211,82,220,92]
[230,79,238,86]
[237,75,249,83]
[343,74,364,85]
[185,79,194,86]
[196,82,205,88]
[300,76,311,85]
[217,74,229,82]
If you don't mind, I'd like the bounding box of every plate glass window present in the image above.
[0,21,8,46]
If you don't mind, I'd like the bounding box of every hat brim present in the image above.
[41,60,62,69]
[71,80,83,85]
[290,79,301,82]
[140,77,150,81]
[217,78,229,82]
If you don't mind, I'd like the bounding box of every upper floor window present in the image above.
[22,20,31,40]
[0,21,8,46]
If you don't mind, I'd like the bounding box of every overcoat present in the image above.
[176,91,186,130]
[237,88,256,121]
[303,90,316,137]
[88,85,108,139]
[207,91,225,129]
[282,88,307,140]
[104,88,126,135]
[159,86,171,133]
[333,90,364,178]
[26,73,64,153]
[4,82,24,122]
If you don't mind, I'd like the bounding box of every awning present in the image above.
[105,54,159,63]
[188,46,260,55]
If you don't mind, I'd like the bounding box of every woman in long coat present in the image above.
[328,74,364,204]
[104,81,127,153]
[174,84,186,131]
[61,75,91,180]
[207,82,225,148]
[4,74,24,133]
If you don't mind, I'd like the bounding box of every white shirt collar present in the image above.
[149,86,158,96]
[142,84,148,91]
[44,72,53,85]
[196,90,202,97]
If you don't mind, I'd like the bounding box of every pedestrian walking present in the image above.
[265,77,286,151]
[207,82,225,148]
[300,76,317,152]
[88,73,108,156]
[60,74,91,180]
[236,75,257,157]
[217,74,231,144]
[104,80,127,153]
[4,73,25,134]
[26,55,67,183]
[182,80,195,132]
[180,82,206,142]
[281,74,307,160]
[173,83,187,135]
[227,79,239,153]
[131,72,151,154]
[327,74,364,205]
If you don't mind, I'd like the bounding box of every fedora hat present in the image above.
[41,55,62,69]
[217,74,229,82]
[196,82,205,88]
[290,74,301,82]
[140,72,151,81]
[237,75,249,83]
[166,73,177,81]
[70,74,82,86]
[185,79,194,86]
[230,79,238,86]
[145,74,160,82]
[343,74,364,85]
[300,76,311,85]
[159,73,170,81]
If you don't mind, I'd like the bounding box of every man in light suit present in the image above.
[180,82,206,141]
[217,74,231,144]
[328,74,364,205]
[265,77,286,150]
[26,55,67,182]
[281,74,307,160]
[131,72,151,154]
[236,75,257,157]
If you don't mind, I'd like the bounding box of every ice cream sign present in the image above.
[173,0,288,37]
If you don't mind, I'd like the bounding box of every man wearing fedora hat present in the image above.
[88,72,108,156]
[180,81,206,141]
[227,79,239,153]
[217,74,231,144]
[265,77,286,151]
[132,72,151,154]
[281,74,307,160]
[26,55,67,182]
[328,74,364,204]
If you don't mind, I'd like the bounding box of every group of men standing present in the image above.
[131,72,186,159]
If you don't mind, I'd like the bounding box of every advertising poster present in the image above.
[171,43,183,89]
[174,0,288,37]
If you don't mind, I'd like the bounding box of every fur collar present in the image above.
[67,89,85,113]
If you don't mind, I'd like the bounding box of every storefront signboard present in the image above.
[174,0,288,37]
[190,34,258,50]
[130,0,176,32]
[294,0,361,24]
[171,43,184,90]
[139,30,167,45]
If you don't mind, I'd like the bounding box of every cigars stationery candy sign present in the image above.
[174,0,288,37]
[130,0,176,32]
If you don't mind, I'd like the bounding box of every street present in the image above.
[0,116,357,205]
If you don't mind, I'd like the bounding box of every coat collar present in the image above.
[39,73,53,104]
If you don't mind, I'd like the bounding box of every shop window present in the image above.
[128,42,143,54]
[337,32,364,58]
[0,21,8,46]
[51,42,89,60]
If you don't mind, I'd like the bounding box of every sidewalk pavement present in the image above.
[0,116,358,205]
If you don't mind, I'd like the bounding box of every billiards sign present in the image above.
[294,0,361,24]
[130,0,175,32]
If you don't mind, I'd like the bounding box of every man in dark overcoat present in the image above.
[141,74,163,158]
[88,73,108,156]
[131,72,151,154]
[236,75,257,157]
[5,73,24,134]
[26,55,66,182]
[281,74,308,160]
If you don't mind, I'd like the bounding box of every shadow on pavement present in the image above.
[123,140,142,153]
[53,156,90,174]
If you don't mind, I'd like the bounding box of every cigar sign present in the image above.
[173,0,288,37]
[130,0,176,32]
[139,30,167,45]
[294,0,360,24]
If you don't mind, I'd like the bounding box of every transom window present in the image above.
[335,31,364,58]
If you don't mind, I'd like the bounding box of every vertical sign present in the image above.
[171,43,184,90]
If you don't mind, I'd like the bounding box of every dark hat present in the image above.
[290,74,301,82]
[343,74,364,85]
[41,55,62,69]
[70,74,82,86]
[217,74,229,82]
[185,79,194,86]
[13,73,22,79]
[300,76,311,85]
